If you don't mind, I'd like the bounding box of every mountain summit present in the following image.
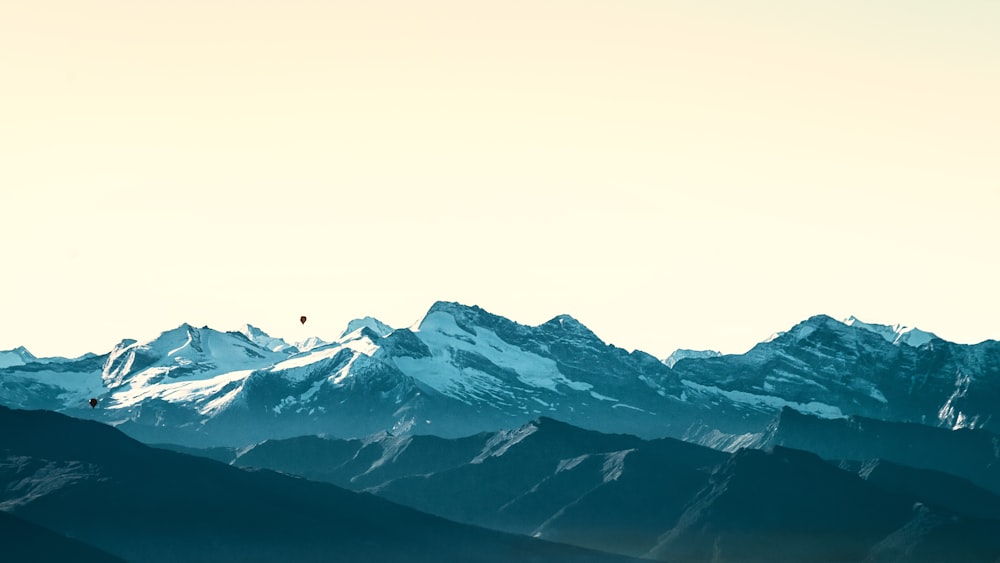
[842,315,937,347]
[341,316,394,339]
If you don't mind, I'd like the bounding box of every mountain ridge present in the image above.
[0,405,641,563]
[2,302,998,447]
[185,415,1000,562]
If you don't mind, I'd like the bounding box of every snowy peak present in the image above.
[761,314,837,344]
[152,323,282,362]
[237,324,295,353]
[765,314,937,349]
[0,346,37,368]
[416,301,490,334]
[842,315,937,347]
[293,336,329,352]
[417,302,602,343]
[663,349,723,368]
[341,317,394,339]
[425,300,473,316]
[101,322,291,388]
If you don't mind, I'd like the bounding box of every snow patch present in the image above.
[938,371,973,429]
[556,454,590,473]
[271,346,344,372]
[601,449,633,482]
[399,310,593,395]
[697,430,763,453]
[612,403,648,413]
[683,380,845,419]
[272,334,378,374]
[110,369,254,413]
[472,424,539,463]
[393,355,507,405]
[869,386,888,404]
[293,336,328,352]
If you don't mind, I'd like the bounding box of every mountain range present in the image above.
[3,301,1000,561]
[5,404,999,562]
[158,416,1000,562]
[1,301,997,448]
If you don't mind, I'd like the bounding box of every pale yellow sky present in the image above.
[2,1,998,358]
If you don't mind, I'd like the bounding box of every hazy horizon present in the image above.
[3,1,997,358]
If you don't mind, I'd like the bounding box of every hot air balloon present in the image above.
[88,398,98,409]
[300,316,307,325]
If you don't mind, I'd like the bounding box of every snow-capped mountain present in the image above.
[206,301,688,445]
[238,324,296,353]
[1,305,998,447]
[341,316,394,339]
[0,302,687,446]
[673,314,1000,435]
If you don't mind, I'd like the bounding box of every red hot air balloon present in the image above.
[300,316,307,325]
[88,398,98,409]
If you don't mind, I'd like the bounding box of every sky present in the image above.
[2,1,998,359]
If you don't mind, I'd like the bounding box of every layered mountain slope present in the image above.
[731,407,1000,494]
[227,417,727,557]
[195,418,1000,562]
[839,458,1000,522]
[232,431,493,489]
[865,505,1000,563]
[675,314,1000,434]
[0,406,639,563]
[646,446,1000,563]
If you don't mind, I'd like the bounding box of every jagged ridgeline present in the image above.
[0,301,998,447]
